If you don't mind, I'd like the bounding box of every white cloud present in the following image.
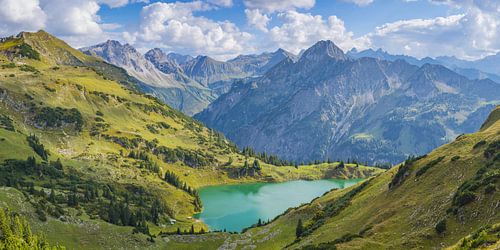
[206,0,233,7]
[365,0,500,59]
[133,1,253,60]
[0,0,46,36]
[243,0,315,13]
[245,9,270,32]
[97,0,149,8]
[340,0,373,6]
[40,0,102,36]
[266,11,368,54]
[101,23,122,30]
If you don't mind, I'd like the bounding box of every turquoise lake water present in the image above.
[194,179,362,232]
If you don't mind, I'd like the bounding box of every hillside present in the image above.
[0,31,381,248]
[205,105,499,249]
[196,40,500,164]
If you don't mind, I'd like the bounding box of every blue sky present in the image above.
[0,0,499,60]
[98,0,454,36]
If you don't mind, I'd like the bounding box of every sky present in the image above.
[0,0,499,61]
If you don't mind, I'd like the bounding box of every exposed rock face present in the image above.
[181,55,246,87]
[145,48,183,75]
[196,41,500,164]
[228,48,297,76]
[81,41,215,115]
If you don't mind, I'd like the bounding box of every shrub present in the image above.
[473,140,486,149]
[19,64,39,73]
[1,62,16,69]
[453,191,476,206]
[435,219,446,234]
[415,156,445,177]
[32,106,84,131]
[0,114,15,131]
[484,183,496,194]
[15,43,40,60]
[27,134,49,161]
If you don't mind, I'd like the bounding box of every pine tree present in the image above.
[49,189,56,203]
[296,219,304,238]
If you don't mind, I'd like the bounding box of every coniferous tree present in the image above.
[296,219,304,238]
[49,189,56,203]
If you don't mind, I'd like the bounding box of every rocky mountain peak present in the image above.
[145,48,182,74]
[300,40,347,62]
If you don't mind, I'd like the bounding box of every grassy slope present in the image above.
[0,31,382,249]
[211,105,500,249]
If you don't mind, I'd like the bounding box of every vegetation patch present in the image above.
[164,171,202,211]
[0,114,15,131]
[449,140,499,213]
[435,219,447,234]
[1,62,15,69]
[0,208,64,249]
[0,157,173,237]
[5,43,41,60]
[297,180,371,239]
[389,155,426,189]
[27,134,49,161]
[415,156,445,177]
[456,224,500,249]
[301,233,362,249]
[31,106,84,131]
[19,64,40,74]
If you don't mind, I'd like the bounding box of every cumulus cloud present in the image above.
[40,0,102,36]
[340,0,373,6]
[243,0,315,13]
[0,0,46,36]
[365,0,500,59]
[133,1,253,60]
[266,11,368,54]
[206,0,233,7]
[245,9,270,32]
[97,0,149,8]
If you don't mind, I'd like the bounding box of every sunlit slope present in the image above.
[225,105,500,249]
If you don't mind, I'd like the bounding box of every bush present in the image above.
[484,183,496,194]
[0,114,15,131]
[415,156,445,177]
[473,140,486,149]
[453,191,476,206]
[27,134,49,161]
[15,43,40,60]
[1,62,16,69]
[19,64,39,73]
[435,219,446,234]
[32,106,84,131]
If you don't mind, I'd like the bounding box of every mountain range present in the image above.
[0,30,498,249]
[348,48,500,83]
[81,42,297,115]
[196,40,500,164]
[0,30,380,248]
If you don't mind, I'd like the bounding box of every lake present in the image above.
[194,179,362,232]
